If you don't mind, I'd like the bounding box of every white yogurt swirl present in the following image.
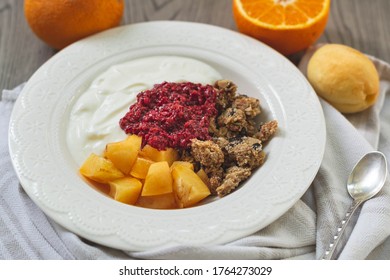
[67,56,222,165]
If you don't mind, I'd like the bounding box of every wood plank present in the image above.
[0,0,55,93]
[323,0,390,60]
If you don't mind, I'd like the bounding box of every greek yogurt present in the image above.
[67,56,222,165]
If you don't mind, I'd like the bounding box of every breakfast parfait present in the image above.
[75,57,278,209]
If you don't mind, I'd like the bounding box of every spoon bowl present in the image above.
[322,151,388,260]
[347,151,388,201]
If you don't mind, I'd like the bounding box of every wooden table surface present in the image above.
[1,0,389,96]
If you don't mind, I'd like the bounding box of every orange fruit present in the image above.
[233,0,330,55]
[24,0,124,50]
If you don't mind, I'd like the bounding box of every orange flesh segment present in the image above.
[239,0,328,27]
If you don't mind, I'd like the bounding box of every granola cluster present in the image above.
[182,80,278,197]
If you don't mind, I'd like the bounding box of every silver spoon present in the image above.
[322,151,388,260]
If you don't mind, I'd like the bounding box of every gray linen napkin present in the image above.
[1,49,390,260]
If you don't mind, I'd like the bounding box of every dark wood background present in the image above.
[1,0,389,95]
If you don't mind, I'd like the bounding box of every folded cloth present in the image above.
[1,46,389,260]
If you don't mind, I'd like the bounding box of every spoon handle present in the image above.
[322,200,362,260]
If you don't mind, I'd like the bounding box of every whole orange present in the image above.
[233,0,331,55]
[24,0,124,50]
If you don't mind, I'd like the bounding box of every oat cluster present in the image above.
[184,80,278,197]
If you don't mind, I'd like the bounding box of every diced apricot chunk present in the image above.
[104,134,142,174]
[109,177,142,205]
[139,145,178,166]
[130,157,154,179]
[171,165,211,208]
[136,192,177,209]
[79,153,124,183]
[196,168,211,188]
[170,161,194,171]
[142,161,173,196]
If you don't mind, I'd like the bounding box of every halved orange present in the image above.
[233,0,331,55]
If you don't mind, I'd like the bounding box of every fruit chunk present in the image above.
[171,165,211,208]
[104,134,142,174]
[142,161,173,196]
[79,153,124,183]
[170,161,194,171]
[139,145,178,166]
[109,177,142,205]
[136,193,177,209]
[130,157,155,179]
[196,168,211,188]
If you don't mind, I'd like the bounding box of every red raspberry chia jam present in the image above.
[119,81,218,150]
